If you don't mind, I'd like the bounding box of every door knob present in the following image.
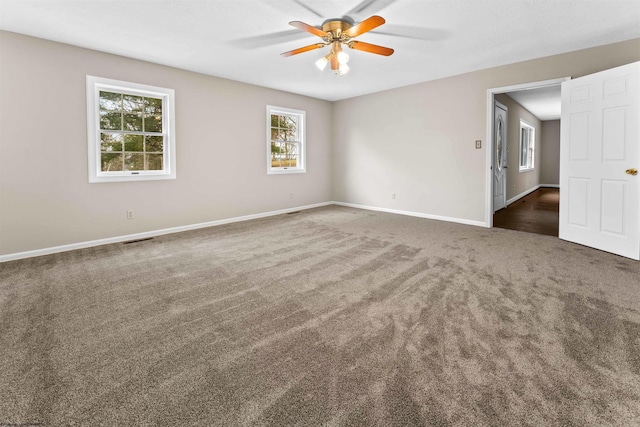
[626,168,638,176]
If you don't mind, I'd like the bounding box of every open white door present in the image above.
[559,61,640,260]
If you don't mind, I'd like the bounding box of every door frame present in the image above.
[484,77,570,227]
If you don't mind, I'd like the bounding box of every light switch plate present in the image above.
[475,140,482,149]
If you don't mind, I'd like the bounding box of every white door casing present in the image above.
[559,61,640,260]
[493,101,508,212]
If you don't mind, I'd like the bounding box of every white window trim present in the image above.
[519,119,535,172]
[266,105,306,175]
[87,75,176,183]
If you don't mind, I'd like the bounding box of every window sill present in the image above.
[267,169,306,175]
[90,172,176,183]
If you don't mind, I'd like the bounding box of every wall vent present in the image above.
[123,237,154,245]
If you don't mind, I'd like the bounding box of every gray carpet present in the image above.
[1,206,639,426]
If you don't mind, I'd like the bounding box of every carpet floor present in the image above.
[1,206,639,426]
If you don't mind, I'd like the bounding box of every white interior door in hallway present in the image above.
[493,101,508,212]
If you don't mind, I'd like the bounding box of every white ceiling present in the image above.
[506,85,562,121]
[1,0,639,101]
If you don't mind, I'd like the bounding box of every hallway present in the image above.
[493,187,559,237]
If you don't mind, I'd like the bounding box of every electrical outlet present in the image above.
[127,210,134,219]
[475,140,482,149]
[391,193,396,200]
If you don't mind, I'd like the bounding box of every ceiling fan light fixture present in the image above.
[337,51,349,65]
[338,63,350,76]
[315,54,331,70]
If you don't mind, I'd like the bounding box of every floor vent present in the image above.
[123,237,154,245]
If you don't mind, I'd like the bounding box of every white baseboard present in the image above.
[332,201,486,228]
[0,202,333,263]
[541,184,560,189]
[2,201,491,262]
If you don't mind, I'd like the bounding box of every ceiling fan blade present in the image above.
[346,0,397,17]
[289,21,328,38]
[372,25,450,41]
[231,30,310,49]
[281,43,327,57]
[292,0,324,18]
[344,15,385,38]
[348,40,394,56]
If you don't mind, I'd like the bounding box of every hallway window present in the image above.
[519,120,535,171]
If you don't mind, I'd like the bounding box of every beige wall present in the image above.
[0,31,333,255]
[540,120,561,186]
[2,31,639,257]
[332,39,640,223]
[494,93,542,201]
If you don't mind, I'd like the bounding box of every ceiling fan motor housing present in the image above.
[322,20,353,43]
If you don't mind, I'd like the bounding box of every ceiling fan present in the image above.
[281,15,394,76]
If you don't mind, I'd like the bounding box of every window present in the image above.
[267,105,305,174]
[87,76,176,183]
[519,120,535,171]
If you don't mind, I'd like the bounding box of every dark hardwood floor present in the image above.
[493,187,559,237]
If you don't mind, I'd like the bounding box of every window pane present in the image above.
[270,141,298,168]
[100,111,122,130]
[99,91,121,111]
[123,113,142,131]
[271,141,284,167]
[282,142,297,166]
[101,153,123,171]
[284,116,297,128]
[272,129,288,141]
[144,97,162,115]
[145,136,163,152]
[123,95,144,113]
[144,115,162,133]
[124,134,143,152]
[124,153,144,171]
[284,128,296,141]
[100,133,123,151]
[271,142,280,158]
[146,154,163,170]
[271,114,279,127]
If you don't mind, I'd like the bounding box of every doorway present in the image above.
[485,77,569,235]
